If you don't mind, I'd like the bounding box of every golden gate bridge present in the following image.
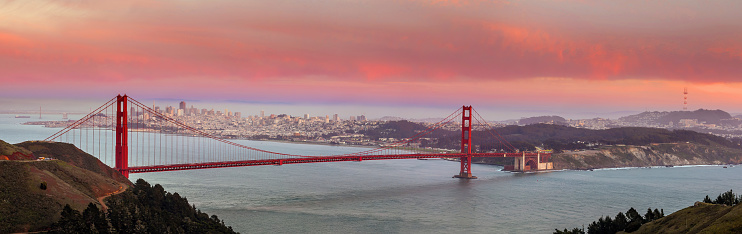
[44,95,552,179]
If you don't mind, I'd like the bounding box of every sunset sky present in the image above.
[1,0,741,119]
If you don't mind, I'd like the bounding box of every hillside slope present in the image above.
[551,143,742,170]
[635,202,742,233]
[0,140,131,233]
[16,141,130,184]
[0,139,33,160]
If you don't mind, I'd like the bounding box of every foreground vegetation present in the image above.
[556,190,742,234]
[55,179,237,233]
[554,207,664,234]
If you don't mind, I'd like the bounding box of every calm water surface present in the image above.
[2,114,741,233]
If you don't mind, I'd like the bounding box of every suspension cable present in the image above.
[471,108,517,152]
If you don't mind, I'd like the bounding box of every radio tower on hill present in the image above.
[683,87,688,111]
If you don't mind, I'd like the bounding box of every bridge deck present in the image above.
[126,152,550,173]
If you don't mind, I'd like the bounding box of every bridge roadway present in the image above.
[125,152,549,174]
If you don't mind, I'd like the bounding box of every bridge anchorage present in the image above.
[45,94,552,179]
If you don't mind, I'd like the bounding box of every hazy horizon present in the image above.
[4,96,741,122]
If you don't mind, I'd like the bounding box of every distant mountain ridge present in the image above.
[375,116,405,121]
[619,109,733,125]
[518,115,567,125]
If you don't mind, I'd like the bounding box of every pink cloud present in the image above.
[1,0,741,111]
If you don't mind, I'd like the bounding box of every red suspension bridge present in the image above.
[44,95,552,179]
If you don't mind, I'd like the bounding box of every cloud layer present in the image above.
[1,0,741,111]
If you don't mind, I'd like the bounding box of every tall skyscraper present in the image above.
[260,110,265,118]
[179,101,186,110]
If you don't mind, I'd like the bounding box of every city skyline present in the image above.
[1,1,742,119]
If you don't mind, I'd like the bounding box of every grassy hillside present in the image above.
[0,161,60,232]
[16,141,130,184]
[635,203,742,233]
[555,190,742,234]
[0,139,33,160]
[0,160,128,233]
[0,140,131,233]
[1,139,238,233]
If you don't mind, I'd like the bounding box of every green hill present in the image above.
[1,140,237,233]
[634,202,742,233]
[16,141,130,184]
[0,140,130,233]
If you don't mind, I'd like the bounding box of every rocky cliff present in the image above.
[551,142,742,170]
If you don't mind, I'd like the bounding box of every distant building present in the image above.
[679,119,698,128]
[179,101,186,110]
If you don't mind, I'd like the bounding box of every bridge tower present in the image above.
[115,94,129,178]
[454,106,477,179]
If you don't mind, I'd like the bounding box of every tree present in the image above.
[652,208,662,220]
[626,207,643,224]
[57,204,84,233]
[644,208,654,222]
[613,212,628,232]
[587,216,614,234]
[713,189,738,206]
[704,195,713,203]
[603,216,615,233]
[625,207,643,232]
[82,202,108,233]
